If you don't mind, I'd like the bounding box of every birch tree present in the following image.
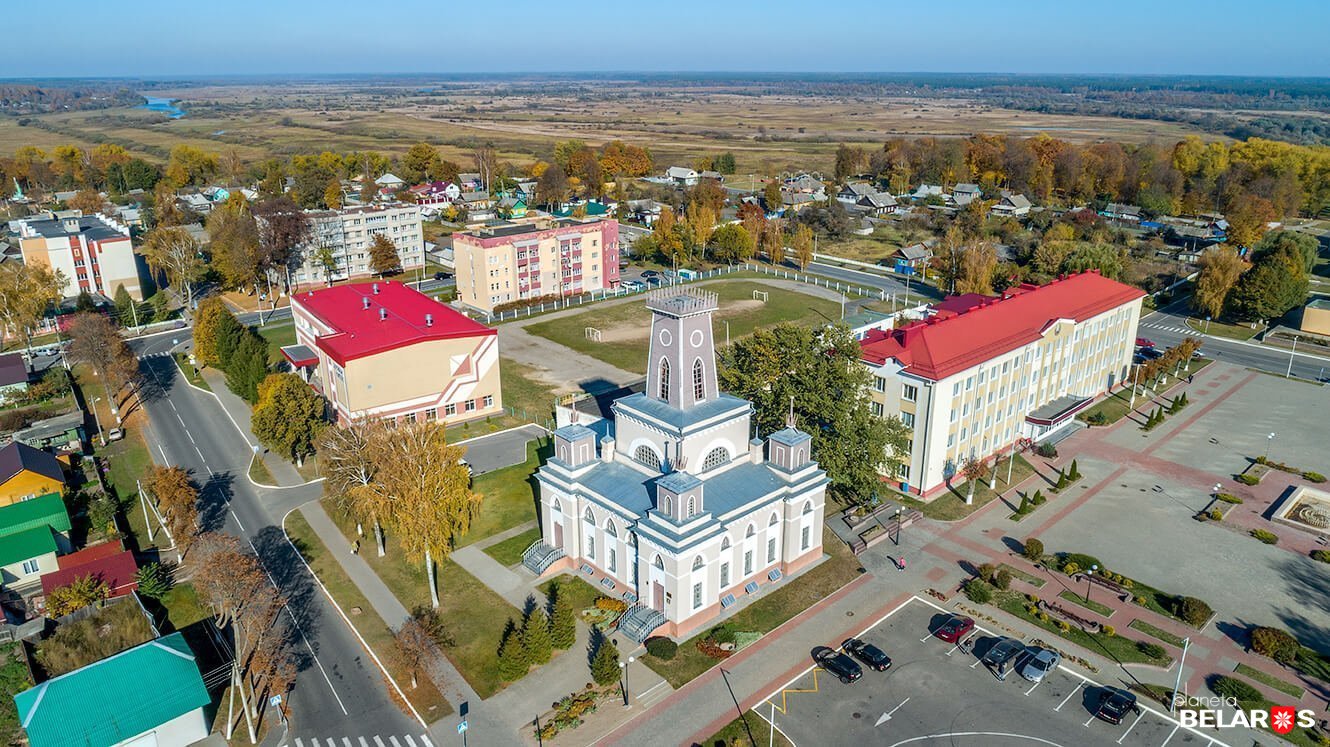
[140,226,204,319]
[317,418,394,556]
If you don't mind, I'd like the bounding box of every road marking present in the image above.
[359,738,369,747]
[886,732,1075,746]
[768,667,823,714]
[1118,711,1146,743]
[970,655,983,668]
[294,739,303,747]
[874,698,910,726]
[374,738,386,747]
[750,707,797,747]
[389,737,402,747]
[1056,682,1082,711]
[945,642,962,656]
[419,736,433,747]
[1024,680,1042,696]
[230,510,246,532]
[404,737,417,747]
[343,738,353,747]
[1159,723,1180,746]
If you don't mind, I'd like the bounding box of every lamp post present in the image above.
[1170,637,1192,712]
[894,506,903,546]
[1213,483,1222,499]
[1265,432,1276,462]
[90,396,106,446]
[1287,336,1299,379]
[619,655,635,706]
[1085,564,1098,604]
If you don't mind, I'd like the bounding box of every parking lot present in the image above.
[757,597,1229,747]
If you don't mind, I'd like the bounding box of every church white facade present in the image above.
[531,288,828,639]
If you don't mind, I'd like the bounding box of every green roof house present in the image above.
[14,631,210,747]
[0,493,70,591]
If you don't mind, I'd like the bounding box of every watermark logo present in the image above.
[1173,695,1315,733]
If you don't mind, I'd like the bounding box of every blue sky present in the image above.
[10,0,1328,77]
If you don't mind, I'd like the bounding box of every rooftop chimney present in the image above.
[425,313,433,327]
[372,283,380,295]
[362,297,370,310]
[61,217,80,233]
[379,308,387,321]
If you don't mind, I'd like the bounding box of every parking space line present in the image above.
[1055,682,1082,712]
[946,642,962,656]
[970,655,983,668]
[1159,723,1180,746]
[1084,713,1097,727]
[1117,711,1146,744]
[1024,680,1041,696]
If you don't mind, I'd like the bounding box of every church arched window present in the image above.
[635,445,661,471]
[653,554,664,570]
[583,507,595,524]
[769,512,779,526]
[693,358,705,401]
[745,524,756,539]
[686,496,696,517]
[658,358,670,399]
[702,447,729,471]
[692,555,704,571]
[721,537,731,551]
[604,518,618,538]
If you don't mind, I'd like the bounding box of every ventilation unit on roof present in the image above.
[362,297,370,310]
[425,313,433,327]
[372,283,380,294]
[379,308,387,321]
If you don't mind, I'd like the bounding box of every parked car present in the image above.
[1094,688,1141,724]
[645,276,665,287]
[814,648,863,684]
[622,279,645,292]
[1140,347,1164,360]
[1192,349,1206,358]
[104,428,124,442]
[933,615,975,643]
[1135,337,1155,348]
[432,271,452,280]
[842,638,891,672]
[641,270,660,279]
[979,637,1024,680]
[1017,647,1061,682]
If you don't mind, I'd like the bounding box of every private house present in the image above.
[0,493,72,592]
[1101,203,1142,223]
[951,183,983,206]
[990,192,1032,217]
[453,218,621,313]
[780,192,818,214]
[14,631,211,747]
[889,243,933,275]
[40,542,138,603]
[666,166,699,187]
[698,170,724,183]
[286,281,502,426]
[784,174,825,196]
[176,193,212,215]
[15,211,148,300]
[911,184,944,201]
[13,411,87,453]
[458,191,493,210]
[0,442,66,506]
[527,289,828,640]
[458,172,484,192]
[837,183,899,216]
[408,181,461,207]
[860,272,1144,497]
[497,194,529,218]
[626,199,665,225]
[0,352,27,404]
[375,173,406,189]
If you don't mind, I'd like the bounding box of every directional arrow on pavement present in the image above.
[874,697,910,727]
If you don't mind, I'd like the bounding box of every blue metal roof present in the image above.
[554,423,597,441]
[614,392,751,433]
[768,427,811,447]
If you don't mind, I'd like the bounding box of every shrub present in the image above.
[963,579,994,604]
[1215,493,1242,504]
[1068,459,1081,480]
[1236,473,1260,485]
[1059,553,1103,574]
[1102,625,1115,637]
[1032,489,1047,505]
[594,597,629,613]
[994,569,1012,590]
[1208,508,1224,521]
[133,563,173,600]
[1087,411,1108,425]
[645,637,678,660]
[47,575,110,617]
[1175,596,1213,627]
[1256,455,1269,465]
[1054,471,1069,491]
[1063,562,1080,576]
[1022,537,1044,561]
[1038,612,1050,623]
[1251,626,1300,663]
[1211,675,1263,704]
[1036,442,1058,458]
[1017,493,1031,514]
[1312,550,1330,564]
[1137,642,1166,660]
[1058,621,1071,633]
[86,491,122,539]
[1305,472,1327,483]
[1250,528,1279,545]
[708,623,738,645]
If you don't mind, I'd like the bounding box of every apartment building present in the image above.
[288,203,424,288]
[859,271,1145,498]
[453,218,620,313]
[285,281,501,425]
[16,212,146,300]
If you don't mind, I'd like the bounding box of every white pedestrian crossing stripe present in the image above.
[284,736,431,747]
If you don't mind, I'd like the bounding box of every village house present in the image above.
[666,166,700,187]
[990,192,1032,217]
[0,442,66,506]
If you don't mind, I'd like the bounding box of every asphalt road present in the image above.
[131,347,423,743]
[1138,303,1330,383]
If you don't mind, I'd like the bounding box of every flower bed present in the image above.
[535,685,616,741]
[1256,456,1327,483]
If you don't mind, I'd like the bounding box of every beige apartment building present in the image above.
[860,272,1145,498]
[288,203,424,288]
[16,212,146,300]
[453,218,621,313]
[284,281,501,425]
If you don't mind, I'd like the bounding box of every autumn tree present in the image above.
[394,618,437,689]
[763,179,782,212]
[834,144,868,182]
[253,197,311,292]
[0,262,64,360]
[151,181,186,228]
[379,421,478,608]
[955,242,998,295]
[791,224,814,270]
[318,417,393,556]
[65,312,139,416]
[144,466,200,557]
[535,164,570,207]
[67,189,110,215]
[762,220,786,266]
[599,141,653,177]
[252,373,326,465]
[708,223,755,264]
[324,179,343,210]
[1224,196,1277,248]
[207,197,262,291]
[140,227,204,319]
[192,297,237,368]
[401,143,443,185]
[1193,246,1246,319]
[369,234,401,276]
[164,145,220,187]
[960,457,990,505]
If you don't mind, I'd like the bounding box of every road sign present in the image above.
[457,720,468,734]
[269,694,282,707]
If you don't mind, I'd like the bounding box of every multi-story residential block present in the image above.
[288,203,424,288]
[859,271,1144,497]
[284,281,501,425]
[453,218,620,314]
[16,211,146,300]
[527,289,827,640]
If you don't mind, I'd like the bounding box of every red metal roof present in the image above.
[40,546,138,598]
[860,271,1145,381]
[292,281,495,365]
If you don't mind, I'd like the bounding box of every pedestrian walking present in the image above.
[351,539,360,555]
[896,556,907,571]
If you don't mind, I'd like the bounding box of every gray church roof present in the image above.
[555,423,597,441]
[657,471,702,493]
[573,460,808,525]
[614,392,751,433]
[768,427,811,446]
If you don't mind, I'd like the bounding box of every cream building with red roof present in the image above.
[859,271,1144,498]
[285,281,501,425]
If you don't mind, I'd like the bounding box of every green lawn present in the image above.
[991,591,1171,667]
[1128,619,1186,648]
[482,527,542,567]
[320,500,522,699]
[1057,590,1114,617]
[285,510,452,720]
[898,455,1037,522]
[157,583,210,632]
[495,358,561,427]
[255,322,297,365]
[172,353,211,391]
[458,439,548,548]
[642,528,864,688]
[1185,317,1262,341]
[248,453,277,486]
[1077,359,1211,426]
[538,576,605,614]
[524,280,840,375]
[0,643,33,746]
[702,711,794,747]
[1294,645,1330,686]
[1235,663,1306,699]
[998,563,1045,588]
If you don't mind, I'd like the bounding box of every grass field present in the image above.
[285,510,452,720]
[703,712,794,747]
[1057,590,1113,617]
[1128,619,1186,648]
[1185,317,1262,341]
[1235,663,1305,699]
[321,500,521,699]
[991,590,1171,667]
[172,353,211,391]
[524,280,839,375]
[482,527,541,567]
[460,438,548,548]
[899,455,1038,522]
[538,576,604,615]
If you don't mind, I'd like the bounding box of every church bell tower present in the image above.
[645,288,719,410]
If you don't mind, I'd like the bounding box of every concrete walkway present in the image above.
[197,367,306,488]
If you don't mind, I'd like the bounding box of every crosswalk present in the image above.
[287,735,434,747]
[1138,320,1191,335]
[136,351,174,360]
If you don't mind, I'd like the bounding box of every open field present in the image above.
[524,280,840,375]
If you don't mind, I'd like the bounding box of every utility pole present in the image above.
[1170,637,1191,712]
[1287,336,1298,378]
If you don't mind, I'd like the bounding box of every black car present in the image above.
[842,638,891,672]
[641,270,660,279]
[1140,347,1164,360]
[814,648,863,684]
[979,637,1024,680]
[432,271,452,280]
[1094,688,1141,725]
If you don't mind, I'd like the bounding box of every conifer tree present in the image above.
[590,637,620,687]
[549,585,576,650]
[522,607,553,665]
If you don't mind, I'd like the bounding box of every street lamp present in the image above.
[894,506,903,546]
[90,396,106,446]
[1213,483,1222,499]
[619,655,635,706]
[1287,336,1299,379]
[1265,432,1276,462]
[1085,564,1098,604]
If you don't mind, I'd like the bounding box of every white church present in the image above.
[525,288,829,640]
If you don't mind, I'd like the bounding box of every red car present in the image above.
[933,614,975,643]
[1135,337,1155,349]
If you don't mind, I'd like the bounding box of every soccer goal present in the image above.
[752,290,769,302]
[585,327,603,342]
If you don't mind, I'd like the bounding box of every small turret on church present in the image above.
[654,470,705,523]
[767,427,813,472]
[552,423,598,469]
[645,289,719,410]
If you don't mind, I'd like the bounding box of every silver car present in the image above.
[1017,647,1061,682]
